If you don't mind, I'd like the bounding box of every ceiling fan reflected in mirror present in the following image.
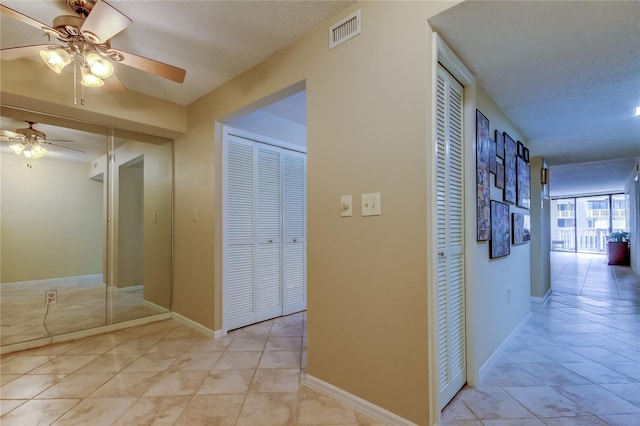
[1,121,85,160]
[1,0,186,105]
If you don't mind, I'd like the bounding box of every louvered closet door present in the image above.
[282,150,307,315]
[436,64,466,409]
[256,144,283,322]
[224,136,256,330]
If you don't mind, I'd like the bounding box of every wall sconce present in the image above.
[541,167,549,185]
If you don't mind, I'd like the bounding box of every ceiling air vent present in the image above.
[329,9,361,50]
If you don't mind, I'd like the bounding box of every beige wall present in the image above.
[175,2,456,423]
[1,154,103,283]
[118,161,144,287]
[530,156,551,298]
[468,86,531,379]
[1,60,188,139]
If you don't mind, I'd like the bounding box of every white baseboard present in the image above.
[304,374,415,426]
[142,299,170,313]
[531,288,551,304]
[478,311,532,383]
[109,284,143,293]
[171,311,217,338]
[0,313,171,355]
[1,274,103,287]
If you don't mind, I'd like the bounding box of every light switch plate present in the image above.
[340,195,352,217]
[361,192,381,216]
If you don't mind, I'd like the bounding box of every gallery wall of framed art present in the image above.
[476,108,531,260]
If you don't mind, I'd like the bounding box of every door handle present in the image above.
[438,251,445,257]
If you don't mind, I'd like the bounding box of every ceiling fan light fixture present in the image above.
[30,144,47,159]
[39,48,72,73]
[80,66,104,87]
[9,142,26,155]
[86,53,113,78]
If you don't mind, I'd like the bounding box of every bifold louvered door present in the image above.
[225,137,256,330]
[223,132,306,331]
[435,64,466,409]
[282,150,307,315]
[256,144,283,322]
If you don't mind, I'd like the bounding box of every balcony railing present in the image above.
[586,209,609,218]
[553,228,609,253]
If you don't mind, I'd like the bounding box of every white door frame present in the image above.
[427,32,476,425]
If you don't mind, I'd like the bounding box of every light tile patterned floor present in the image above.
[1,311,383,425]
[1,252,638,425]
[442,252,640,425]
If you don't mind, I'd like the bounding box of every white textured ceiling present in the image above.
[429,0,640,194]
[2,1,639,195]
[0,0,352,106]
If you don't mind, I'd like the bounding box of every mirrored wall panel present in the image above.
[110,129,173,324]
[0,107,172,349]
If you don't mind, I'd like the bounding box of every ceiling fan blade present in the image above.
[44,139,75,143]
[44,142,86,153]
[1,44,59,60]
[109,49,186,83]
[1,4,62,36]
[103,73,128,93]
[1,129,21,139]
[80,0,132,44]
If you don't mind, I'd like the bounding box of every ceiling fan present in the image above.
[1,0,186,103]
[1,121,85,159]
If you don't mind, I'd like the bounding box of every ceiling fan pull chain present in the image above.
[73,56,78,105]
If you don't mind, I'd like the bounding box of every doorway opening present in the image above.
[219,83,307,333]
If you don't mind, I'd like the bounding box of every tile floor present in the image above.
[549,251,640,301]
[1,252,638,425]
[442,252,640,425]
[1,311,382,425]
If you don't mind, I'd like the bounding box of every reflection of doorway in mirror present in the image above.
[118,156,144,290]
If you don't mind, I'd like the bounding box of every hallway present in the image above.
[1,253,638,425]
[442,253,640,425]
[549,251,640,301]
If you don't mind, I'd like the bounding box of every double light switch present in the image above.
[340,192,381,217]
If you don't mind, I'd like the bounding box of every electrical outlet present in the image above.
[361,192,381,216]
[45,289,57,305]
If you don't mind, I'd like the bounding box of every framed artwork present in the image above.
[489,138,497,174]
[523,147,530,163]
[490,200,510,259]
[495,162,505,189]
[503,132,517,204]
[512,213,531,245]
[476,110,491,241]
[495,129,505,159]
[516,156,531,209]
[476,110,490,165]
[517,141,524,158]
[477,163,491,241]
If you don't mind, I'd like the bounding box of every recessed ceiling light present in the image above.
[635,106,640,116]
